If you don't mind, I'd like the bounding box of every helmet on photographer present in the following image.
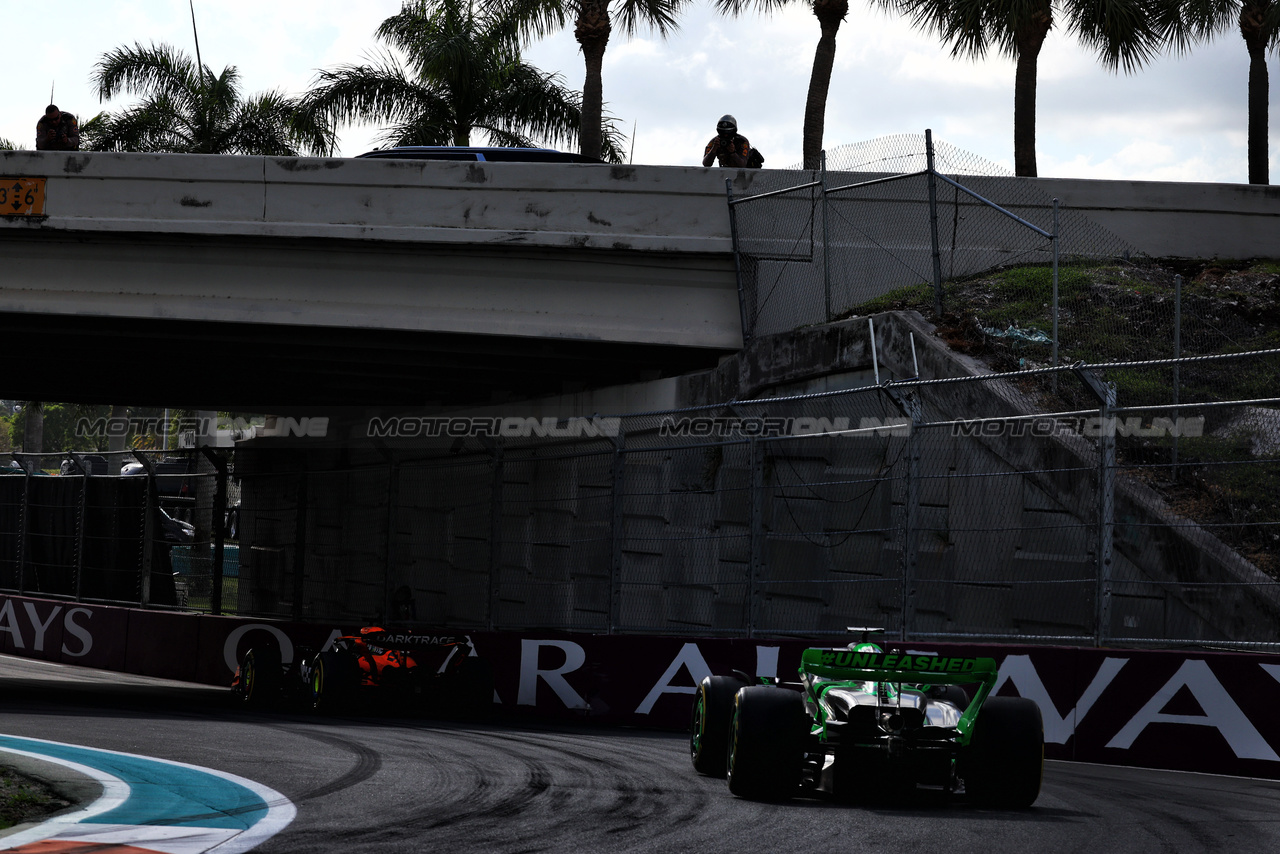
[716,115,737,136]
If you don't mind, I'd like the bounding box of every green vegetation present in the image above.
[185,576,240,615]
[83,43,325,155]
[298,0,621,157]
[848,257,1280,575]
[847,258,1280,405]
[0,768,68,830]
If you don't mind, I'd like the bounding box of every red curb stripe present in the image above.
[3,841,163,853]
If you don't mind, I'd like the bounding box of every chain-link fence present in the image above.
[733,131,1138,354]
[5,352,1276,648]
[0,448,234,611]
[180,349,1280,648]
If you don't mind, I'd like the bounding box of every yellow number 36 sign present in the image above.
[0,177,46,216]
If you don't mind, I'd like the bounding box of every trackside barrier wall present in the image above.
[2,593,1279,781]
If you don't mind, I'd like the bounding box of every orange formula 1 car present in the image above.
[234,626,494,716]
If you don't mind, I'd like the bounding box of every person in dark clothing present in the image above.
[702,114,750,168]
[35,104,79,151]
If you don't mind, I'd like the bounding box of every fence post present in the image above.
[16,462,30,593]
[1172,273,1182,481]
[1052,198,1060,377]
[903,413,924,642]
[201,448,228,616]
[488,442,504,631]
[69,452,89,603]
[727,178,751,345]
[748,437,765,638]
[609,434,626,634]
[292,472,308,621]
[384,460,400,623]
[822,149,831,322]
[1097,382,1117,646]
[133,452,157,607]
[925,129,944,318]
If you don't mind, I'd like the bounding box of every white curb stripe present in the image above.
[0,735,296,854]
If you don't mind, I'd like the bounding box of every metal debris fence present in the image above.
[0,449,232,612]
[9,352,1274,649]
[731,131,1137,354]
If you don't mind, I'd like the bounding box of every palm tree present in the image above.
[84,42,323,155]
[714,0,849,170]
[495,0,686,160]
[881,0,1166,177]
[1164,1,1280,184]
[298,0,624,159]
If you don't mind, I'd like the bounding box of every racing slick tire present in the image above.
[961,696,1044,808]
[239,646,282,708]
[691,675,748,777]
[311,650,360,713]
[726,686,806,801]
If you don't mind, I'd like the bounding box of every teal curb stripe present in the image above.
[0,735,268,830]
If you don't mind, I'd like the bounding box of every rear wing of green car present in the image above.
[799,648,999,743]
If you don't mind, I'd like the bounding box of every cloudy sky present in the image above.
[1,1,1271,182]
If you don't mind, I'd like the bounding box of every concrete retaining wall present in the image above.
[1031,176,1280,260]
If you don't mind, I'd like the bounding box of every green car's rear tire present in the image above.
[962,696,1044,808]
[691,675,747,777]
[239,646,281,708]
[726,686,806,801]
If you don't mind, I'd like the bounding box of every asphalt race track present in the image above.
[2,654,1279,853]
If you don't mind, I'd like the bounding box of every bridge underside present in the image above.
[0,226,738,410]
[0,311,728,410]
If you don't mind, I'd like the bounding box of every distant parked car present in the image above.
[158,508,194,544]
[121,457,193,497]
[59,455,108,476]
[356,146,601,163]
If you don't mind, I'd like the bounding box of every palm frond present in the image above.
[1063,0,1163,72]
[225,91,309,156]
[616,0,692,37]
[82,98,195,153]
[712,0,796,17]
[306,1,630,158]
[91,42,199,104]
[485,0,576,42]
[881,0,996,60]
[299,58,439,129]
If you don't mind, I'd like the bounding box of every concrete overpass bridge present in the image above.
[0,150,747,409]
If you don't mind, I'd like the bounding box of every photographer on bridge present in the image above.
[36,104,79,151]
[702,115,751,168]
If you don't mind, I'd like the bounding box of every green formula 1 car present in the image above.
[691,635,1043,806]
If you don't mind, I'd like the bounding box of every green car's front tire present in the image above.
[726,686,806,801]
[691,675,747,777]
